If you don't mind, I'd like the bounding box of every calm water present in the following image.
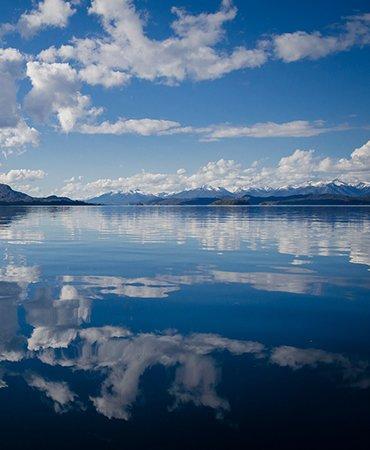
[0,206,370,449]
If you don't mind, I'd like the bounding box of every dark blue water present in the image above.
[0,206,369,449]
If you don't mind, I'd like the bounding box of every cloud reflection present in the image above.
[55,207,370,269]
[0,207,369,421]
[25,373,77,413]
[0,277,368,421]
[1,320,369,420]
[62,265,369,299]
[1,207,369,270]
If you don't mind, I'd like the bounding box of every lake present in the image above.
[0,206,369,449]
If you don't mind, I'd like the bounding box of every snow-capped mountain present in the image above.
[89,190,160,205]
[166,186,234,200]
[88,181,370,204]
[238,180,370,198]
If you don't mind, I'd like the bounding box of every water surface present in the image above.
[0,206,370,449]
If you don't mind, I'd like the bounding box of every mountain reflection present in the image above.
[60,207,369,268]
[1,206,369,268]
[0,207,370,423]
[0,207,44,244]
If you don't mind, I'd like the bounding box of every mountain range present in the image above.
[237,180,370,198]
[0,184,88,206]
[88,180,370,205]
[1,181,369,207]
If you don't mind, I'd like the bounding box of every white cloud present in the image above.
[0,2,368,155]
[0,169,45,184]
[21,61,343,140]
[77,118,340,140]
[4,0,77,38]
[78,64,131,88]
[0,120,39,152]
[193,120,341,141]
[13,184,42,196]
[336,140,370,173]
[58,140,370,198]
[24,61,101,132]
[37,3,370,89]
[274,13,370,62]
[0,48,24,128]
[80,118,182,136]
[42,0,267,87]
[0,49,39,153]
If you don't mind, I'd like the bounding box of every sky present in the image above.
[0,0,369,198]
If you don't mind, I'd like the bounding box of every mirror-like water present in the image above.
[0,206,369,449]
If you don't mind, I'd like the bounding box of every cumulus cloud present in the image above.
[0,169,45,184]
[41,0,267,86]
[0,48,24,128]
[24,61,102,132]
[274,13,370,62]
[0,121,39,153]
[58,140,370,198]
[37,2,370,89]
[1,0,76,39]
[0,169,45,197]
[78,64,131,88]
[335,140,370,173]
[9,57,340,141]
[0,49,40,153]
[0,2,368,154]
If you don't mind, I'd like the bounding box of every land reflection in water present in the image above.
[0,206,369,449]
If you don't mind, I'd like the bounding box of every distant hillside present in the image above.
[0,184,88,206]
[88,180,370,206]
[167,186,233,200]
[244,194,370,206]
[152,197,220,206]
[153,194,370,206]
[237,180,370,198]
[88,186,232,205]
[0,184,33,203]
[89,190,160,205]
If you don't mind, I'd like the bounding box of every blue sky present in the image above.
[0,0,369,197]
